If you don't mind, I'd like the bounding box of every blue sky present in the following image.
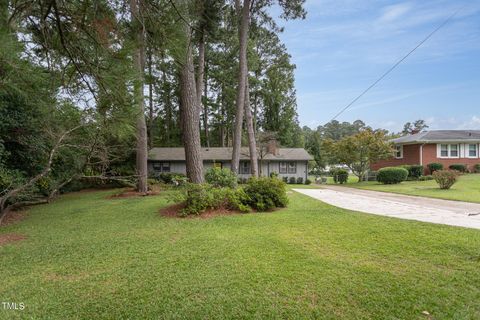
[273,0,480,132]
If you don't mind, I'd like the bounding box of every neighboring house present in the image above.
[148,141,313,180]
[372,130,480,173]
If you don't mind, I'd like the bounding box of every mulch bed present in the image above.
[1,210,26,227]
[160,203,243,219]
[108,188,160,199]
[0,233,27,246]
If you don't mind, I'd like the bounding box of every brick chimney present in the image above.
[267,138,279,156]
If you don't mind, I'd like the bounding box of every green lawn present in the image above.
[1,189,480,319]
[339,173,480,203]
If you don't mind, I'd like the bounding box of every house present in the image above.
[148,141,313,180]
[371,130,480,173]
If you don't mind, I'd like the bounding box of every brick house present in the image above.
[371,130,480,173]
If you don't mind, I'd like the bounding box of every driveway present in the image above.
[293,185,480,230]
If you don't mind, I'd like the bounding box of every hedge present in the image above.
[377,167,408,184]
[427,163,443,173]
[448,164,468,173]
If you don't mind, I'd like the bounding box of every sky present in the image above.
[272,0,480,132]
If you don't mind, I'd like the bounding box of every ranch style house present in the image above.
[372,130,480,173]
[148,141,313,180]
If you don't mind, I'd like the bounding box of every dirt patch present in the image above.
[0,233,27,246]
[1,210,26,227]
[108,188,160,199]
[160,203,243,219]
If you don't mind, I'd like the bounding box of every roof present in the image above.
[148,147,313,161]
[392,130,480,144]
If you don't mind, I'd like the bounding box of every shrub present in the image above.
[178,183,250,215]
[243,177,288,211]
[296,177,303,184]
[433,170,459,189]
[269,172,279,178]
[333,169,348,184]
[205,167,237,188]
[427,162,443,173]
[406,165,423,179]
[448,164,467,173]
[376,167,408,184]
[474,164,480,173]
[155,172,187,184]
[35,176,53,196]
[282,176,288,183]
[305,178,312,185]
[237,177,248,184]
[418,175,434,181]
[288,177,296,184]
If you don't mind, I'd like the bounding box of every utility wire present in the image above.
[330,5,465,121]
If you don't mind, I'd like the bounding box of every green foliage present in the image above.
[296,177,303,184]
[474,164,480,173]
[377,167,408,184]
[35,176,53,196]
[305,178,312,185]
[400,165,423,179]
[282,176,288,183]
[205,167,237,188]
[269,172,279,178]
[433,170,459,190]
[243,177,288,211]
[288,177,296,184]
[427,163,443,173]
[332,169,349,184]
[154,173,187,185]
[448,164,467,173]
[418,175,434,181]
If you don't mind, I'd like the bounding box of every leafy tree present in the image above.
[325,129,393,182]
[402,120,429,135]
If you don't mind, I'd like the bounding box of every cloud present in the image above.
[378,3,412,23]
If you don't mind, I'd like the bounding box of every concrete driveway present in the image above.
[293,185,480,230]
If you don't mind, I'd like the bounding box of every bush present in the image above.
[427,163,443,173]
[474,164,480,173]
[296,177,303,184]
[376,167,408,184]
[305,178,312,185]
[282,176,288,183]
[205,167,237,188]
[404,165,423,179]
[418,175,434,181]
[433,170,459,189]
[243,177,288,211]
[237,177,248,184]
[448,164,467,173]
[178,183,250,215]
[269,172,279,178]
[333,169,348,184]
[288,177,296,184]
[154,172,187,184]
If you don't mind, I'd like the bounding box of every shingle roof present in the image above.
[148,147,313,161]
[392,130,480,144]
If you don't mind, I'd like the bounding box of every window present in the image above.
[279,162,287,174]
[394,145,403,159]
[239,162,250,174]
[438,144,460,158]
[288,162,297,174]
[153,162,170,172]
[468,144,478,158]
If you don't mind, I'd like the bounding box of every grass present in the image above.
[1,188,480,319]
[338,173,480,203]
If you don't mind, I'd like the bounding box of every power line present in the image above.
[330,5,465,121]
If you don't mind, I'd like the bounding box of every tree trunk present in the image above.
[203,62,210,148]
[196,28,210,148]
[129,0,148,193]
[244,79,258,177]
[179,21,204,183]
[231,0,250,174]
[147,48,154,150]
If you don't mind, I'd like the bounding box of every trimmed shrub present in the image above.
[406,165,423,179]
[448,164,467,173]
[282,176,288,183]
[474,164,480,173]
[243,177,288,211]
[296,177,303,184]
[427,162,443,173]
[333,169,348,184]
[418,175,434,181]
[433,170,459,190]
[269,172,279,178]
[305,178,312,185]
[288,177,296,184]
[205,167,237,188]
[376,167,408,184]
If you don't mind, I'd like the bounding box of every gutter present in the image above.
[419,143,425,166]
